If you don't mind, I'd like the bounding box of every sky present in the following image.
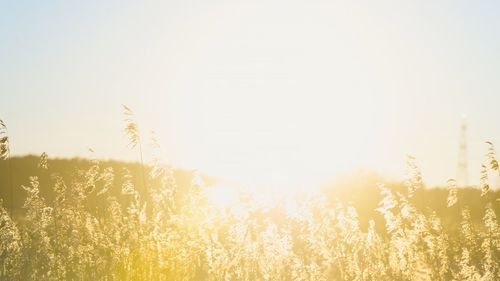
[1,0,500,190]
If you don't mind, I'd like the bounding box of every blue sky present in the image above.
[1,0,500,188]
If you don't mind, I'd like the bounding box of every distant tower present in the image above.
[457,117,468,187]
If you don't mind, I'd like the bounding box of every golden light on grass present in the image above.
[2,1,500,280]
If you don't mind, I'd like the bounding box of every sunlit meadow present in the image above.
[2,1,500,280]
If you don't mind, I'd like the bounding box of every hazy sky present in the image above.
[1,0,500,189]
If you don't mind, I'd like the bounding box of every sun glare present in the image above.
[204,184,240,209]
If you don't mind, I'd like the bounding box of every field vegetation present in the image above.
[0,113,499,280]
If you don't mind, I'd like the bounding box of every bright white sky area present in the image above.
[2,0,500,189]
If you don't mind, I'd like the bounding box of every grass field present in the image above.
[1,116,499,281]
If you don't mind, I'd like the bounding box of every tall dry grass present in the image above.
[0,113,499,280]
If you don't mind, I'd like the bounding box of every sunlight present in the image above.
[3,0,500,279]
[204,184,240,209]
[168,88,388,193]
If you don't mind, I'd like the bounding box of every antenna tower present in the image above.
[457,118,468,187]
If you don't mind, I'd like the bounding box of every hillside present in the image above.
[1,155,498,230]
[0,155,215,217]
